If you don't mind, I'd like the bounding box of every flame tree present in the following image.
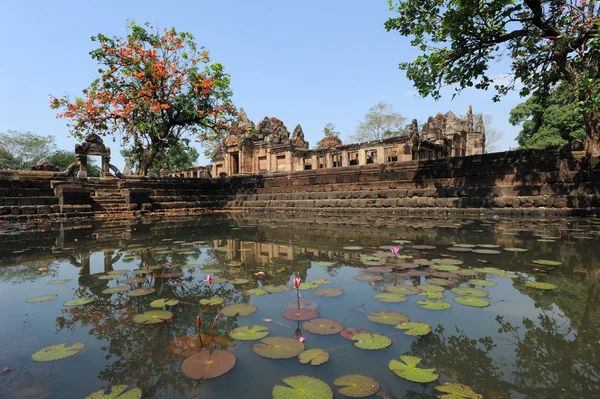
[50,21,236,175]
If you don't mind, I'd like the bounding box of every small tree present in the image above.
[483,116,504,153]
[50,21,236,175]
[350,102,406,142]
[0,130,55,169]
[121,140,199,175]
[322,123,340,138]
[47,150,101,177]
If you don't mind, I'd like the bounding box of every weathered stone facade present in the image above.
[212,106,485,176]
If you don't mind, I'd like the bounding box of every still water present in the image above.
[0,213,598,399]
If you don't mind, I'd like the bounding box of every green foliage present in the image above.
[322,123,340,138]
[350,102,406,142]
[121,141,199,175]
[47,150,101,176]
[0,130,55,169]
[510,84,587,148]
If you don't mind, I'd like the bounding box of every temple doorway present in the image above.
[230,152,239,175]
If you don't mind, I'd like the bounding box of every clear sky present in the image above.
[0,0,525,170]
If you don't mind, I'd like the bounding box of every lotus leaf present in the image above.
[181,349,236,380]
[97,275,118,280]
[181,264,201,269]
[351,333,392,350]
[412,245,436,250]
[467,279,497,287]
[313,261,335,267]
[379,245,398,250]
[312,278,331,285]
[298,282,319,290]
[397,255,414,259]
[48,279,71,285]
[63,298,94,306]
[366,266,393,273]
[229,278,250,285]
[447,247,473,252]
[504,247,528,252]
[120,278,146,284]
[419,291,445,299]
[303,319,344,335]
[432,258,464,265]
[399,270,431,277]
[532,259,562,266]
[253,336,305,359]
[333,374,380,398]
[496,272,519,279]
[201,268,221,273]
[417,299,452,310]
[230,325,269,341]
[341,328,370,340]
[457,270,478,276]
[155,272,183,279]
[452,244,476,248]
[264,285,292,293]
[31,342,85,362]
[418,284,445,292]
[150,298,179,308]
[314,287,344,297]
[247,288,268,296]
[392,239,411,244]
[388,355,439,383]
[385,285,420,295]
[85,385,142,399]
[450,287,488,297]
[282,308,320,321]
[127,288,156,297]
[431,265,461,272]
[272,375,333,399]
[472,249,501,254]
[221,303,257,317]
[524,281,558,290]
[395,322,432,336]
[426,278,454,287]
[354,274,383,282]
[26,294,58,303]
[431,272,459,279]
[210,277,228,283]
[398,262,421,269]
[298,349,329,366]
[343,246,364,251]
[374,293,408,303]
[453,296,490,308]
[477,244,501,248]
[435,382,482,399]
[199,297,224,305]
[473,267,502,274]
[367,311,409,325]
[133,310,173,324]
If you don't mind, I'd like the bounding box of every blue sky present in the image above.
[0,0,525,169]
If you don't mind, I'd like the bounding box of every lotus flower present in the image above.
[294,327,304,342]
[195,316,201,328]
[493,214,499,220]
[203,274,212,286]
[262,318,272,322]
[391,247,400,255]
[298,337,306,343]
[293,277,302,289]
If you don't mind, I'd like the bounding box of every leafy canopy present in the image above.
[350,102,406,142]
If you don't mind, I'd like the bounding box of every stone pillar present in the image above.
[101,156,112,178]
[77,154,88,178]
[342,152,349,167]
[326,153,333,169]
[359,149,367,165]
[311,154,318,169]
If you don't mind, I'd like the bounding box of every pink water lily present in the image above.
[262,318,272,322]
[298,337,305,343]
[203,274,212,286]
[390,247,400,255]
[293,277,302,289]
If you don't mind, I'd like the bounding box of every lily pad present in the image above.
[397,270,431,277]
[477,244,501,248]
[388,355,439,383]
[312,278,331,285]
[181,264,201,269]
[247,288,268,296]
[432,258,464,265]
[230,278,249,285]
[524,281,558,290]
[431,265,461,273]
[431,271,459,279]
[48,279,71,285]
[31,342,85,362]
[395,322,431,336]
[419,291,445,299]
[367,311,409,325]
[298,282,320,290]
[253,336,305,359]
[454,296,490,308]
[531,259,562,266]
[452,244,476,248]
[85,385,142,399]
[354,274,383,282]
[343,246,364,251]
[447,247,473,252]
[97,275,118,280]
[201,268,222,273]
[451,287,488,297]
[181,349,236,380]
[473,267,502,274]
[412,245,436,250]
[303,319,344,335]
[150,298,179,308]
[155,272,183,279]
[133,310,173,324]
[341,328,370,340]
[264,285,292,293]
[333,375,380,398]
[120,278,146,284]
[127,287,156,297]
[366,266,393,273]
[230,325,269,341]
[210,277,228,283]
[282,308,320,321]
[435,382,482,399]
[299,349,329,366]
[26,294,58,303]
[385,285,420,295]
[374,293,408,303]
[199,297,224,305]
[456,270,478,277]
[63,298,94,306]
[467,279,497,287]
[416,299,452,310]
[418,284,445,292]
[351,333,392,350]
[504,247,528,252]
[472,249,501,254]
[426,278,454,287]
[314,287,344,297]
[221,303,257,317]
[272,376,333,399]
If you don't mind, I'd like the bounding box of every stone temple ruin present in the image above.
[211,106,486,176]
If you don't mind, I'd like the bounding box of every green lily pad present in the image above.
[120,278,146,284]
[85,385,142,399]
[127,287,156,297]
[451,287,488,297]
[264,285,292,293]
[273,376,333,399]
[230,325,269,341]
[395,322,432,336]
[303,319,344,335]
[312,278,331,285]
[253,336,305,359]
[367,311,409,325]
[97,275,118,280]
[497,272,519,279]
[385,285,420,295]
[477,244,501,248]
[452,244,476,248]
[48,279,71,285]
[354,274,383,282]
[472,249,501,254]
[314,287,344,297]
[417,299,452,310]
[435,382,482,398]
[456,270,478,277]
[333,375,380,398]
[374,293,408,303]
[230,278,250,285]
[431,264,461,272]
[282,307,320,321]
[221,303,257,317]
[504,247,528,252]
[524,281,558,290]
[299,282,320,290]
[31,342,85,362]
[313,261,335,267]
[181,264,201,269]
[181,349,236,380]
[63,298,94,306]
[247,288,268,296]
[417,284,445,293]
[426,278,454,287]
[133,310,173,324]
[454,296,490,308]
[473,267,502,274]
[199,297,224,306]
[211,277,228,283]
[101,286,129,295]
[299,349,329,366]
[343,246,364,251]
[432,258,464,265]
[150,298,179,308]
[26,294,58,303]
[351,333,392,350]
[201,268,221,273]
[467,279,497,287]
[388,355,439,383]
[419,291,445,299]
[531,259,562,266]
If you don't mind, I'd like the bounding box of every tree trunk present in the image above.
[583,108,600,159]
[136,150,154,176]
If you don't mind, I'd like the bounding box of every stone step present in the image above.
[0,196,59,206]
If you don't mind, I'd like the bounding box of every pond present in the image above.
[0,213,598,399]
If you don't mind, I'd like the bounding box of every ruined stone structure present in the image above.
[165,166,211,179]
[211,106,485,176]
[74,133,112,178]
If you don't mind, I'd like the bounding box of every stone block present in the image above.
[37,205,51,214]
[22,206,36,215]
